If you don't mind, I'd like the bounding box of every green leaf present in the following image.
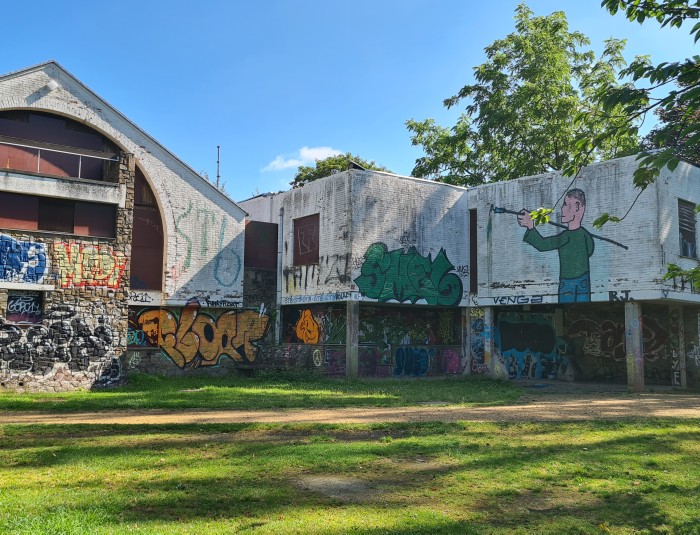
[530,207,553,226]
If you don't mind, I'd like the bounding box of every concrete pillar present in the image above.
[624,302,645,392]
[275,207,284,344]
[483,306,508,380]
[345,300,359,378]
[462,307,471,375]
[669,305,686,388]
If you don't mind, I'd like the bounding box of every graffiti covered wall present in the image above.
[0,234,48,284]
[358,305,461,377]
[496,312,563,380]
[127,298,270,372]
[562,304,675,384]
[282,304,346,345]
[169,200,245,305]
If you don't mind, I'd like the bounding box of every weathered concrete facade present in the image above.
[242,157,700,389]
[467,157,700,389]
[241,170,470,377]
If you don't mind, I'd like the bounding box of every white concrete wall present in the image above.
[657,160,700,303]
[469,156,666,305]
[349,171,469,306]
[241,170,470,306]
[0,63,245,306]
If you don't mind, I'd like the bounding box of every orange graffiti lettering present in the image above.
[295,309,320,344]
[136,299,270,369]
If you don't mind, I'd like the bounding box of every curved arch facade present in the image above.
[0,62,248,390]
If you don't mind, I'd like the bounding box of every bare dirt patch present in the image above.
[1,388,698,426]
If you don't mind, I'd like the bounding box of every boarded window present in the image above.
[0,192,116,238]
[293,214,319,266]
[0,192,39,231]
[0,110,118,181]
[679,199,697,258]
[38,198,74,234]
[74,202,116,238]
[130,169,164,290]
[245,221,278,270]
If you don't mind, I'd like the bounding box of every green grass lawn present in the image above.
[0,373,522,412]
[1,420,699,534]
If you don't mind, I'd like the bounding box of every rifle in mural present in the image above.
[490,206,628,250]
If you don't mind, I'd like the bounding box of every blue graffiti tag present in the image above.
[0,235,48,284]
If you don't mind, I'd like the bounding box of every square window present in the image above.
[6,291,42,324]
[293,213,319,266]
[678,199,697,259]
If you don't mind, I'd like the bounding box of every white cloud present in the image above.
[262,146,342,172]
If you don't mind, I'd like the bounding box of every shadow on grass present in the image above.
[2,421,699,533]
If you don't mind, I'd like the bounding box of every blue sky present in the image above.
[2,1,697,202]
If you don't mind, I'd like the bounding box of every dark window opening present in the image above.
[38,198,74,234]
[130,168,164,290]
[245,221,278,270]
[134,167,157,206]
[469,209,478,293]
[293,213,319,266]
[678,199,697,259]
[0,191,116,238]
[0,110,119,182]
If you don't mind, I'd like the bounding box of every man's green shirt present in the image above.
[523,227,594,279]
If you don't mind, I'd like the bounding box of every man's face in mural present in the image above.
[561,195,584,229]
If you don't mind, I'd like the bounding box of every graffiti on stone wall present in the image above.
[53,242,127,289]
[130,299,270,369]
[284,305,346,344]
[254,344,346,376]
[354,243,463,306]
[0,305,114,375]
[6,291,42,324]
[0,235,48,284]
[173,201,241,287]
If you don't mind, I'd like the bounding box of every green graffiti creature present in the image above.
[354,243,463,306]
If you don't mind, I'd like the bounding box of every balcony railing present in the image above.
[0,136,119,182]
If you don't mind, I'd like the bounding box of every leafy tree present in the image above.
[406,3,640,186]
[553,0,700,228]
[643,78,700,166]
[291,153,391,188]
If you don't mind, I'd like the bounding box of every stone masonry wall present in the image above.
[0,154,134,392]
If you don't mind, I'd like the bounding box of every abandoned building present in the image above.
[1,61,699,392]
[240,157,700,390]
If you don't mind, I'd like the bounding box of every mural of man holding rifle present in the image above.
[517,189,594,303]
